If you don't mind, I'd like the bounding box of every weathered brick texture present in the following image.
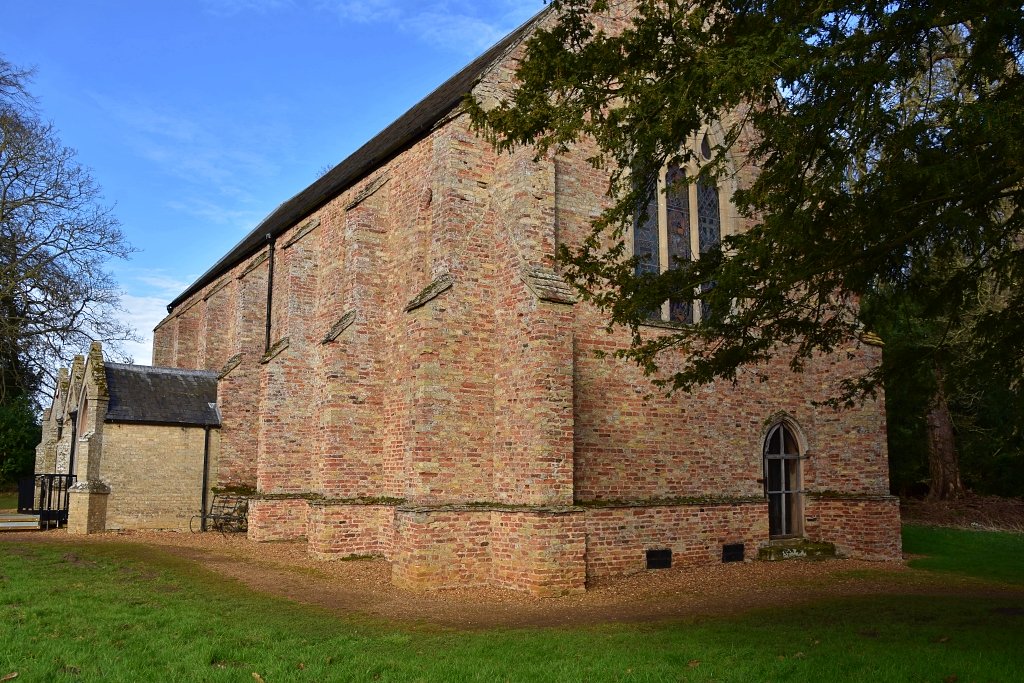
[247,498,309,541]
[308,504,395,560]
[805,495,902,560]
[584,504,769,579]
[99,424,217,531]
[136,8,901,594]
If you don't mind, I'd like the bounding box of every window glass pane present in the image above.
[665,164,692,322]
[633,184,660,276]
[785,492,800,535]
[699,287,715,323]
[697,180,721,253]
[767,459,782,492]
[784,459,798,491]
[669,299,693,324]
[768,494,783,535]
[783,428,799,455]
[767,427,782,455]
[665,164,690,265]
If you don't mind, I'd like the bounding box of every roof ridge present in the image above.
[106,362,219,377]
[167,6,550,311]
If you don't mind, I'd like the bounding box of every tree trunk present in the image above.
[925,368,964,500]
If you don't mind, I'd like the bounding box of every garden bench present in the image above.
[190,493,249,533]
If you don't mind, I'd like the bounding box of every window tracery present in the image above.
[632,132,727,324]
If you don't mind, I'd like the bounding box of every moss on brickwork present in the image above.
[576,496,764,508]
[212,484,257,496]
[312,496,406,507]
[806,490,898,501]
[88,342,108,397]
[758,540,837,562]
[404,272,454,312]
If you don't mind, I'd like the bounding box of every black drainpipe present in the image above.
[264,233,275,354]
[200,425,212,532]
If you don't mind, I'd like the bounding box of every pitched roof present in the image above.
[104,363,220,427]
[167,8,549,311]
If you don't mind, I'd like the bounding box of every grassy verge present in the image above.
[1,539,1022,682]
[902,523,1024,585]
[0,489,18,511]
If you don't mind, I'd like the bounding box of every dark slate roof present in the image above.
[104,363,220,427]
[168,7,549,311]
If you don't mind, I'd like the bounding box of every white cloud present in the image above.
[165,198,269,233]
[117,293,173,365]
[318,0,542,53]
[133,273,193,299]
[89,95,285,198]
[201,0,296,16]
[319,0,400,23]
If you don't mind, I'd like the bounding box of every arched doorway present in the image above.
[764,423,803,538]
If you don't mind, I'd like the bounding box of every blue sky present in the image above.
[1,0,545,363]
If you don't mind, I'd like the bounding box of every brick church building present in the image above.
[40,6,900,595]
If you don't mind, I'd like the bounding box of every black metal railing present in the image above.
[18,474,76,528]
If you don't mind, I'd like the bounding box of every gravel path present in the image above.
[2,529,1014,629]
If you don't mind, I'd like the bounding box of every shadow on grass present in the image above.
[1,537,1023,681]
[902,523,1024,585]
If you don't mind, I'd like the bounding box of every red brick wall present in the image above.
[584,504,768,579]
[152,317,175,366]
[805,495,902,560]
[391,507,587,595]
[247,498,309,541]
[316,201,386,499]
[307,504,395,560]
[491,510,586,596]
[150,12,900,593]
[391,508,492,589]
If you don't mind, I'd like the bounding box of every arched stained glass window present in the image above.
[632,139,724,324]
[763,423,803,538]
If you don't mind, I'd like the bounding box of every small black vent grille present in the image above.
[646,548,672,569]
[722,543,745,563]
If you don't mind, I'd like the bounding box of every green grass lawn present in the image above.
[903,523,1024,585]
[1,529,1022,682]
[0,489,18,511]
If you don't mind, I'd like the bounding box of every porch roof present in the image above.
[104,363,220,427]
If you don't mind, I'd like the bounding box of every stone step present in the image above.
[758,539,837,561]
[0,513,40,531]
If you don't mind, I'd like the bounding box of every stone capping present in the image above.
[202,277,231,302]
[238,250,269,279]
[259,337,290,364]
[430,108,464,133]
[638,317,687,331]
[397,503,582,515]
[520,265,577,304]
[322,310,356,344]
[577,496,764,509]
[219,353,244,380]
[405,272,454,312]
[859,330,885,347]
[345,175,390,211]
[804,492,899,502]
[257,494,581,515]
[308,496,405,507]
[69,480,111,494]
[282,217,321,250]
[253,492,324,501]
